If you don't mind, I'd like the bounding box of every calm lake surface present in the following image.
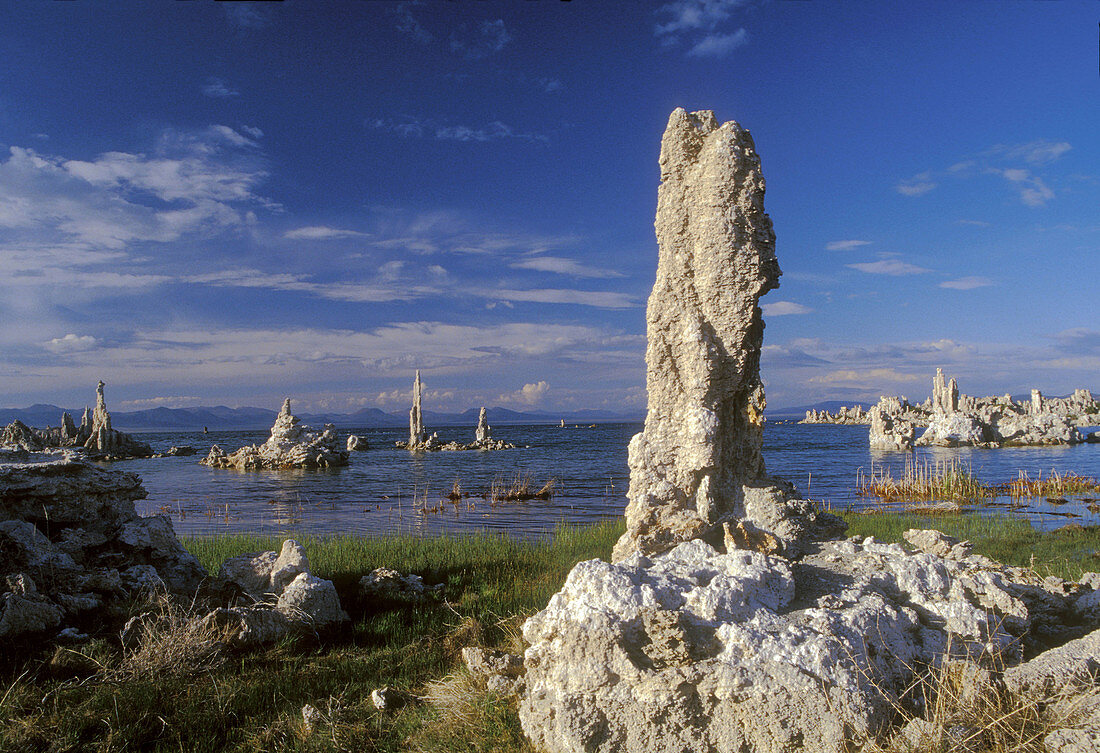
[115,422,1100,538]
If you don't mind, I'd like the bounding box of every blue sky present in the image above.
[0,0,1096,414]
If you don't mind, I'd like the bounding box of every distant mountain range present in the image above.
[0,403,644,431]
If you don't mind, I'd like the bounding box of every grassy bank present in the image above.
[2,513,1098,752]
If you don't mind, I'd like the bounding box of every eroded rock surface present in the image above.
[0,459,205,639]
[201,399,349,470]
[519,535,1099,753]
[613,109,838,562]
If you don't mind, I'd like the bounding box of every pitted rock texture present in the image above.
[201,398,349,470]
[519,535,1099,753]
[614,109,836,561]
[0,459,205,639]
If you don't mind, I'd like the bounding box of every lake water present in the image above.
[113,422,1100,539]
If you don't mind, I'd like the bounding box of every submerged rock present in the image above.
[201,399,349,470]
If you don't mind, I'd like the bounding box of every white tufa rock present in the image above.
[201,398,349,470]
[613,109,840,562]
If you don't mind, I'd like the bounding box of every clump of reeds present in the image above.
[488,473,556,503]
[997,469,1100,500]
[857,457,992,504]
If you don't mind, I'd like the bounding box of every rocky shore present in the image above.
[201,398,350,470]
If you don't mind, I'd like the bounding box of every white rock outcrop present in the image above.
[867,406,916,450]
[519,535,1097,753]
[475,407,490,443]
[613,109,839,562]
[201,399,349,470]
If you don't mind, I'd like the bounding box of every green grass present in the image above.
[0,520,624,753]
[841,511,1100,581]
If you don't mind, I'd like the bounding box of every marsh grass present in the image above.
[997,469,1100,500]
[0,519,623,753]
[857,457,992,503]
[487,472,555,503]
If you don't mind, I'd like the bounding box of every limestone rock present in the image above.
[360,567,441,602]
[475,407,490,443]
[371,686,417,711]
[409,370,426,447]
[0,420,47,452]
[903,528,973,559]
[346,434,367,452]
[1003,628,1100,699]
[216,550,279,600]
[0,459,206,639]
[81,381,153,458]
[614,108,838,562]
[519,534,1096,753]
[200,399,349,470]
[868,406,915,450]
[276,572,349,627]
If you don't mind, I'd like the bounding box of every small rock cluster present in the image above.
[202,398,349,470]
[203,539,348,645]
[396,373,515,452]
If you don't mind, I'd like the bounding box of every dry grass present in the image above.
[858,458,994,504]
[996,469,1100,500]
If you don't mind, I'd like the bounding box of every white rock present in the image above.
[276,572,349,626]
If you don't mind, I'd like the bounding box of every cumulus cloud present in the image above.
[940,276,993,290]
[825,240,871,251]
[761,301,813,316]
[847,259,932,276]
[44,334,98,353]
[499,380,549,406]
[283,225,366,240]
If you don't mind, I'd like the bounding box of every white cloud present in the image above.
[825,240,871,251]
[955,219,990,227]
[44,334,98,353]
[116,395,203,410]
[808,368,926,386]
[393,1,433,44]
[847,259,932,276]
[940,276,993,290]
[655,0,751,58]
[896,173,937,196]
[687,29,748,57]
[223,4,268,29]
[510,255,623,278]
[993,140,1072,166]
[283,225,366,240]
[761,301,813,316]
[499,380,550,406]
[487,288,636,309]
[202,78,239,98]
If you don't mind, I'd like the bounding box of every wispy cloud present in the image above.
[202,77,239,98]
[940,276,993,290]
[510,255,623,278]
[896,172,937,196]
[688,30,749,57]
[825,240,871,251]
[656,0,751,58]
[955,219,990,227]
[283,225,366,240]
[450,19,512,59]
[485,288,636,309]
[900,139,1072,206]
[393,1,433,44]
[847,258,932,276]
[223,4,269,30]
[369,116,547,144]
[761,301,813,316]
